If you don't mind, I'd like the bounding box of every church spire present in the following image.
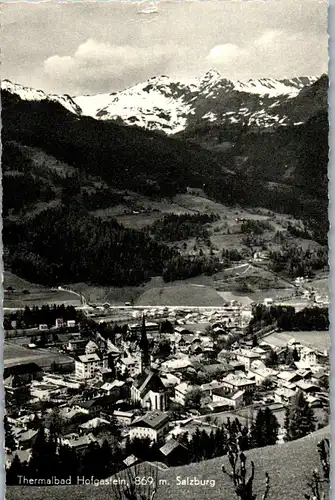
[139,314,150,373]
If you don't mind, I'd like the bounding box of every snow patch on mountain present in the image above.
[1,79,82,115]
[232,77,318,98]
[74,75,195,134]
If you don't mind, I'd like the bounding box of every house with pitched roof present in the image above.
[159,438,189,466]
[129,411,170,442]
[75,353,107,380]
[211,387,245,409]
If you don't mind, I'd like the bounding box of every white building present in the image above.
[211,388,245,409]
[174,382,197,406]
[118,357,139,377]
[221,374,256,393]
[235,349,262,370]
[129,411,170,442]
[75,353,106,380]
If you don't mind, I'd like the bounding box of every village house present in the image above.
[234,349,262,370]
[129,411,170,442]
[174,382,198,406]
[160,373,181,389]
[4,363,43,395]
[59,405,88,420]
[274,386,296,405]
[77,395,117,417]
[67,338,88,354]
[100,380,127,398]
[200,380,225,396]
[248,360,278,385]
[75,353,107,380]
[60,432,99,454]
[78,417,111,433]
[123,454,141,469]
[168,418,217,441]
[277,370,303,386]
[118,356,139,377]
[161,357,193,373]
[17,429,39,450]
[30,382,63,401]
[159,438,189,467]
[221,373,256,393]
[300,347,328,366]
[211,388,245,409]
[112,410,136,426]
[294,380,321,395]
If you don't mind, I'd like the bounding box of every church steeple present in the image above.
[139,314,150,373]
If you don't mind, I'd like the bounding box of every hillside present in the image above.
[5,426,330,500]
[1,75,328,288]
[1,88,234,199]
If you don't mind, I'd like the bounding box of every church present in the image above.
[130,316,169,411]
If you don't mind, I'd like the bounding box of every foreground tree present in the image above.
[4,416,16,451]
[304,438,330,500]
[221,442,270,500]
[284,391,316,441]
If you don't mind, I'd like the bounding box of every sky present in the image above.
[1,0,328,96]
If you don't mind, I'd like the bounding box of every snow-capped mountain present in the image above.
[73,71,318,133]
[1,79,82,115]
[2,71,320,135]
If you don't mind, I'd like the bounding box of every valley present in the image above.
[1,71,329,305]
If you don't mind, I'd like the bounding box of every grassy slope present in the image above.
[135,283,224,307]
[4,343,73,369]
[5,427,330,500]
[3,271,80,308]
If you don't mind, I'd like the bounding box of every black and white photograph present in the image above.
[1,0,330,499]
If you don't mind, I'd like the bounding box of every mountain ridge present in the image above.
[2,71,321,135]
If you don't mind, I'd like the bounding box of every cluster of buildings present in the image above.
[5,305,330,472]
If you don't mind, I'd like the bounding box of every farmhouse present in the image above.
[159,438,189,467]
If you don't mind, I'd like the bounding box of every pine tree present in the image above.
[262,407,279,446]
[4,416,16,451]
[250,408,279,448]
[285,391,316,441]
[29,424,58,478]
[250,409,266,448]
[6,454,23,485]
[100,440,113,478]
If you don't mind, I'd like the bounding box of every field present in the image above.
[135,283,225,307]
[263,330,330,351]
[6,426,330,500]
[3,272,81,308]
[4,342,73,370]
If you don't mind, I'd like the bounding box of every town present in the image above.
[4,299,330,486]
